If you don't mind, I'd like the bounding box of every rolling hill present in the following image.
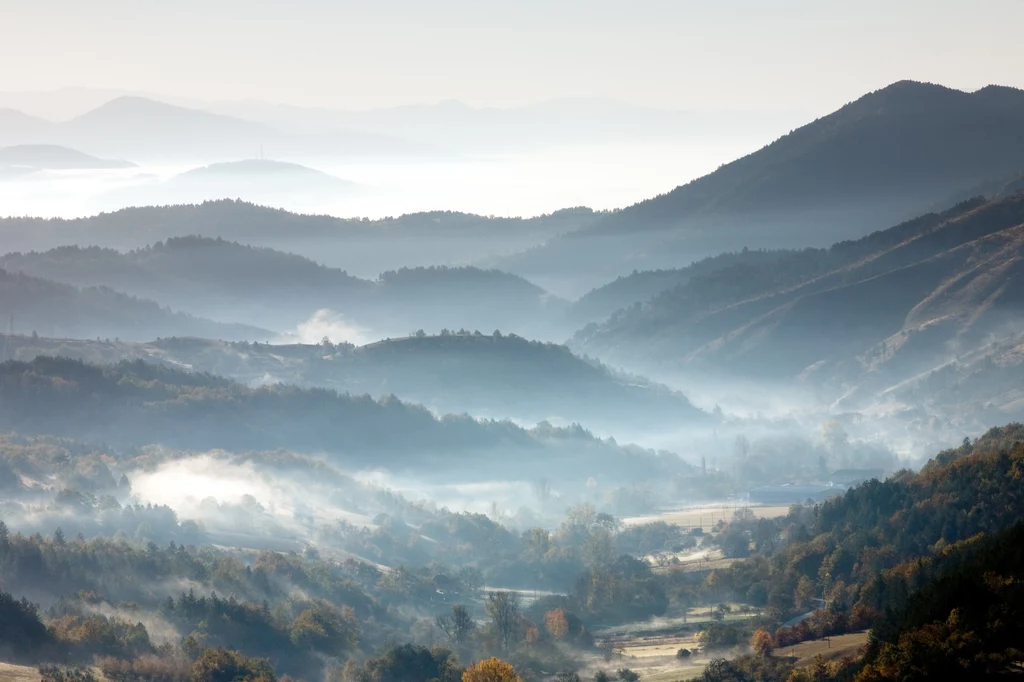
[0,200,598,277]
[0,267,270,343]
[0,355,689,482]
[497,81,1024,287]
[0,237,569,339]
[0,332,707,433]
[0,144,135,170]
[573,192,1024,425]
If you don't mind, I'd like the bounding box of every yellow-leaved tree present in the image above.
[751,627,774,657]
[462,658,521,682]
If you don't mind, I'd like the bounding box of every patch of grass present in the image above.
[773,631,870,668]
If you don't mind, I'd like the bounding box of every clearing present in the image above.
[624,505,791,531]
[774,631,871,667]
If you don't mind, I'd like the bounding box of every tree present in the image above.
[436,604,476,647]
[462,658,520,682]
[555,673,581,682]
[458,566,484,594]
[485,592,521,653]
[544,608,569,640]
[615,670,639,682]
[189,648,276,682]
[290,602,355,656]
[750,628,774,657]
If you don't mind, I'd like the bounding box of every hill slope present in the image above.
[9,96,431,161]
[0,356,687,482]
[0,267,269,342]
[499,81,1024,286]
[0,238,568,338]
[573,193,1024,422]
[0,144,135,170]
[0,332,706,433]
[0,200,599,279]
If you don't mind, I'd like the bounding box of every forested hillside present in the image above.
[694,423,1024,681]
[0,267,269,342]
[0,238,568,338]
[0,356,685,483]
[0,332,705,432]
[0,200,599,278]
[573,192,1024,429]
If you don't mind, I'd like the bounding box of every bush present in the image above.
[38,666,97,682]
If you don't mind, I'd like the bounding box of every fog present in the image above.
[2,78,1022,682]
[0,141,757,224]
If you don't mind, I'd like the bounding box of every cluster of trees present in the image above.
[682,423,1024,681]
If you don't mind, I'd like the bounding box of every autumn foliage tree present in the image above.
[750,628,774,657]
[462,658,521,682]
[544,608,569,640]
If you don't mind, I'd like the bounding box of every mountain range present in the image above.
[496,81,1024,289]
[572,191,1024,426]
[0,87,803,154]
[0,96,433,162]
[0,200,598,277]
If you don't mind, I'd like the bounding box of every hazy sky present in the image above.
[1,0,1021,113]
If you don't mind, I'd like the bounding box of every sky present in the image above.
[1,0,1022,114]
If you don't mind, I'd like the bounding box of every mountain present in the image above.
[0,267,270,343]
[102,159,356,208]
[497,81,1024,287]
[0,96,432,162]
[207,96,803,153]
[0,109,55,146]
[573,192,1024,425]
[0,201,598,277]
[566,249,802,326]
[0,144,135,170]
[0,332,706,433]
[0,237,569,338]
[0,355,688,482]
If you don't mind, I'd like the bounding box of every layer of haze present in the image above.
[2,0,1022,114]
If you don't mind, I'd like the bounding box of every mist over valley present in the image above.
[2,7,1024,678]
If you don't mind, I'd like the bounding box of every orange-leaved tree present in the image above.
[462,657,521,682]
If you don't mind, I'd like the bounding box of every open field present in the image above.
[774,631,871,667]
[593,629,709,682]
[624,505,791,530]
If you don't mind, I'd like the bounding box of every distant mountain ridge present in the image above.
[0,96,433,162]
[497,81,1024,286]
[0,200,599,277]
[0,144,135,170]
